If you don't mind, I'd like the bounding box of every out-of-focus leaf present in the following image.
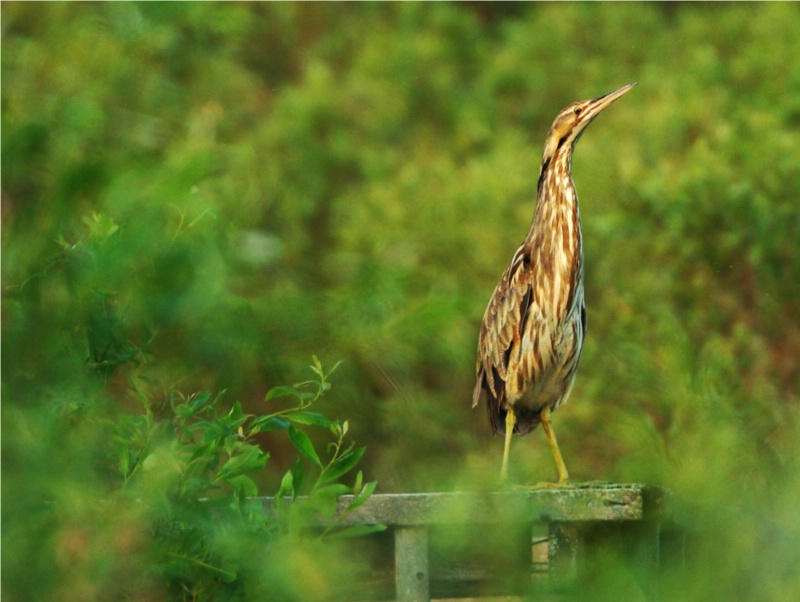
[226,401,244,418]
[288,425,322,466]
[265,386,302,401]
[190,392,212,411]
[287,411,332,428]
[310,355,324,378]
[215,445,268,482]
[309,483,352,519]
[291,456,304,497]
[252,416,290,432]
[227,474,259,499]
[312,483,352,499]
[326,524,387,539]
[276,469,294,499]
[320,446,365,485]
[345,480,378,512]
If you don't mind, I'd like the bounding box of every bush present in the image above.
[4,355,380,601]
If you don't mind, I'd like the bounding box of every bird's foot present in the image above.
[529,480,619,490]
[498,479,575,491]
[573,479,616,489]
[526,479,576,490]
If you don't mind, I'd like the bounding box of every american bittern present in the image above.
[472,83,636,483]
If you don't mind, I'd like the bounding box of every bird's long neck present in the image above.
[525,145,583,313]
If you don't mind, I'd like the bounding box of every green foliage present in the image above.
[4,3,800,600]
[4,357,380,601]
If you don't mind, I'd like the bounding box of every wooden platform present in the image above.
[262,484,682,601]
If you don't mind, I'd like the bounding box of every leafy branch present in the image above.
[114,356,383,599]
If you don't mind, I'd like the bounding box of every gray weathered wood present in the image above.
[261,484,657,527]
[395,526,429,602]
[548,522,580,589]
[256,484,678,600]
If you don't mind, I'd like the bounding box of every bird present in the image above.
[472,83,636,484]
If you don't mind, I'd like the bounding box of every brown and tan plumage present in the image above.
[473,83,636,483]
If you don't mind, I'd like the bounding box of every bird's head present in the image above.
[541,82,637,163]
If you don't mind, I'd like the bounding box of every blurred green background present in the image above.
[3,3,800,600]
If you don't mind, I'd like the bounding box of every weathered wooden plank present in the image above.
[395,526,429,602]
[254,485,678,600]
[262,484,658,527]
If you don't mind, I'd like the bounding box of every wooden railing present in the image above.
[263,483,682,601]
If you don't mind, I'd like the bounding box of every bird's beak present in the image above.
[588,82,637,115]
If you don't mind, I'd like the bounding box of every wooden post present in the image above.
[548,521,580,589]
[395,526,429,602]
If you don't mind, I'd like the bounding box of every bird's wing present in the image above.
[473,245,534,411]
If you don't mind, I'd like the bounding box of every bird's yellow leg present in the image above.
[541,406,570,485]
[500,407,516,481]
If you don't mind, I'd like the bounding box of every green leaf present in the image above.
[215,445,268,482]
[326,524,387,539]
[216,406,251,436]
[291,456,304,497]
[201,421,240,446]
[309,355,323,378]
[174,403,194,419]
[312,483,352,498]
[82,211,119,240]
[310,357,343,381]
[320,446,365,485]
[309,483,351,518]
[288,425,322,466]
[326,360,343,378]
[276,469,294,499]
[119,449,132,479]
[190,391,212,411]
[227,475,259,499]
[345,480,378,512]
[226,401,244,418]
[287,411,332,428]
[188,441,217,463]
[253,416,290,432]
[265,385,302,401]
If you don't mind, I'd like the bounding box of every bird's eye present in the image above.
[573,107,583,115]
